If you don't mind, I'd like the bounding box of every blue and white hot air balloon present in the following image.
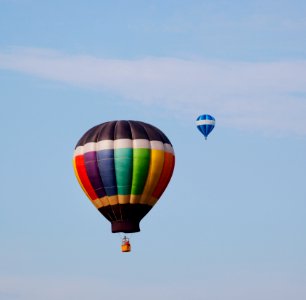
[196,114,215,140]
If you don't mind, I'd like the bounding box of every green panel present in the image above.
[115,148,133,195]
[131,148,150,194]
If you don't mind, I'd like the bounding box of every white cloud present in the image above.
[1,47,306,136]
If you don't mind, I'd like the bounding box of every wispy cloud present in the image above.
[1,47,306,136]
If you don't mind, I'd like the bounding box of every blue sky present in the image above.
[1,1,306,299]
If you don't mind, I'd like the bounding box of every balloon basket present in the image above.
[121,236,131,253]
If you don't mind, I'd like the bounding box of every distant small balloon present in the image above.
[196,114,215,140]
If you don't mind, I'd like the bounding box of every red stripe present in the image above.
[75,155,98,200]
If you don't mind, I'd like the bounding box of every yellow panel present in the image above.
[92,198,104,209]
[130,194,142,204]
[108,195,119,205]
[139,149,164,204]
[118,195,130,205]
[92,195,119,208]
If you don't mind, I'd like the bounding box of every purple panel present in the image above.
[84,151,106,198]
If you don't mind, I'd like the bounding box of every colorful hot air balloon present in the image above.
[73,120,175,242]
[196,114,215,140]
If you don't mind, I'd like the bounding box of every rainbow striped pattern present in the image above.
[73,120,175,233]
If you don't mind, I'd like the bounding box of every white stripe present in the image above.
[114,139,133,148]
[84,142,96,152]
[74,146,83,156]
[133,139,150,148]
[164,143,175,154]
[74,139,175,156]
[196,119,215,126]
[150,141,164,151]
[96,140,114,151]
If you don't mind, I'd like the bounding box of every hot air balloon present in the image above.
[73,120,175,252]
[196,114,215,140]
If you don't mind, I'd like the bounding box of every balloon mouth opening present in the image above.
[111,220,140,233]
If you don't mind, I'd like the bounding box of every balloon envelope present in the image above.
[196,114,215,139]
[73,120,175,233]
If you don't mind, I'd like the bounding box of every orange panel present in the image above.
[152,152,175,199]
